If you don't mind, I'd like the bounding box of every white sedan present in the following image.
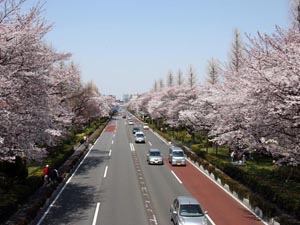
[128,120,134,125]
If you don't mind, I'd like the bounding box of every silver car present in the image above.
[147,149,164,165]
[168,146,186,166]
[170,196,207,225]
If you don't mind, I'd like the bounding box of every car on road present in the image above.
[147,149,163,165]
[143,124,149,130]
[128,120,134,125]
[135,131,146,143]
[168,146,186,166]
[132,126,140,134]
[170,196,208,225]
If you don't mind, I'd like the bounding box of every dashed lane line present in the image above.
[103,166,108,178]
[171,170,182,184]
[92,202,101,225]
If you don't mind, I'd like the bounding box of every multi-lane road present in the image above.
[36,114,266,225]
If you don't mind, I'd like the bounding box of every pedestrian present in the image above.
[83,134,89,146]
[230,151,236,162]
[43,164,49,184]
[49,168,59,184]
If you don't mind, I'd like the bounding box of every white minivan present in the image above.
[168,146,186,166]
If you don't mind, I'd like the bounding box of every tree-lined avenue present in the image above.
[35,115,266,225]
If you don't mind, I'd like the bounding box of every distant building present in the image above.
[123,93,139,103]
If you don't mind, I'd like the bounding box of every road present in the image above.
[36,114,265,225]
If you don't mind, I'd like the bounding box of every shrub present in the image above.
[10,185,31,202]
[207,164,215,174]
[0,193,18,223]
[277,215,300,225]
[0,157,28,180]
[25,176,43,192]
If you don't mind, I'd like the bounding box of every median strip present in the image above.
[130,142,135,152]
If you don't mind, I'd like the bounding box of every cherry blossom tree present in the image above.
[0,0,71,161]
[129,3,300,165]
[0,0,115,162]
[208,26,300,165]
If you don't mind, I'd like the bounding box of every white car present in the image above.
[128,120,134,125]
[135,131,146,143]
[143,124,149,130]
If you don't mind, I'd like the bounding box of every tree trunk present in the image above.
[206,135,208,153]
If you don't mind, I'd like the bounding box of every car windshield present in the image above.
[136,133,144,138]
[179,204,203,217]
[150,151,161,156]
[173,151,184,157]
[133,127,140,131]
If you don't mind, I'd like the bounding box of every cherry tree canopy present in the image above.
[130,25,300,166]
[0,0,115,162]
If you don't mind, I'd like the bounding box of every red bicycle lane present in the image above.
[105,125,116,132]
[167,160,264,225]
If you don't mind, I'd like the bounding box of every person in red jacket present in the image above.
[43,164,49,184]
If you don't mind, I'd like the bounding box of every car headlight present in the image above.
[178,217,185,225]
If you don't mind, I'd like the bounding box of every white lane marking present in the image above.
[130,143,135,152]
[111,140,114,144]
[92,202,101,225]
[206,215,216,225]
[150,214,158,225]
[151,128,169,145]
[109,149,112,156]
[104,166,108,178]
[67,141,96,184]
[171,170,182,184]
[148,141,152,146]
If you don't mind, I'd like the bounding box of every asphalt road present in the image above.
[36,114,265,225]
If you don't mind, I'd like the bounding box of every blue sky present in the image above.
[38,0,290,99]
